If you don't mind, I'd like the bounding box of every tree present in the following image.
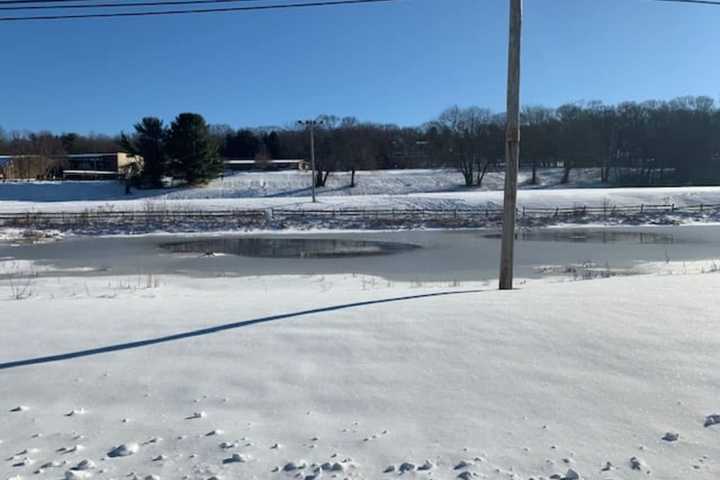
[167,113,222,184]
[224,129,260,158]
[431,106,502,187]
[121,117,168,188]
[263,131,282,159]
[520,106,557,184]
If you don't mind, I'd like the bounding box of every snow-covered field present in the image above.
[0,169,719,215]
[0,168,600,204]
[2,267,720,480]
[2,169,720,236]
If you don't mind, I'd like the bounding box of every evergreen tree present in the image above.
[121,117,168,187]
[166,113,221,184]
[224,129,260,158]
[264,131,282,159]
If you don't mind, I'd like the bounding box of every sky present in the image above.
[0,0,719,134]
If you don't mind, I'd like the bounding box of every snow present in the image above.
[2,183,720,217]
[2,269,720,479]
[3,169,720,236]
[3,168,718,215]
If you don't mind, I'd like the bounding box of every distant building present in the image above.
[0,152,142,180]
[61,153,142,180]
[224,159,309,172]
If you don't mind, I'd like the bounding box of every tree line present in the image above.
[2,95,719,187]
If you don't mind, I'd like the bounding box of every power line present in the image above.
[653,0,720,4]
[0,0,137,4]
[0,0,267,11]
[0,0,397,20]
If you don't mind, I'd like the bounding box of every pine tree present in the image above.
[121,117,168,188]
[166,113,221,185]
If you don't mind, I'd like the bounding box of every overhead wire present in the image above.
[0,0,399,21]
[0,0,269,10]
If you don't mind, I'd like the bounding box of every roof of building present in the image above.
[0,152,131,159]
[224,159,306,165]
[62,170,120,175]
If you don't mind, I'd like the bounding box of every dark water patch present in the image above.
[160,237,421,259]
[484,229,676,244]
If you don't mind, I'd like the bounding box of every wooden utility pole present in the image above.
[499,0,522,290]
[309,123,317,203]
[298,119,322,203]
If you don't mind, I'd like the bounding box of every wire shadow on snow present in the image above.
[0,289,487,371]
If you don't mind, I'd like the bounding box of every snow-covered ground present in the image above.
[1,180,720,215]
[2,266,720,480]
[2,169,720,234]
[4,167,718,214]
[0,168,603,204]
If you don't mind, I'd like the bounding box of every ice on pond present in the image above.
[160,237,421,258]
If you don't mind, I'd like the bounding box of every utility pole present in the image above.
[297,119,323,203]
[499,0,522,290]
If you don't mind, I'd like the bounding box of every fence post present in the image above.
[640,204,644,214]
[671,204,675,213]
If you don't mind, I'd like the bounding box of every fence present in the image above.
[1,202,719,229]
[272,202,720,218]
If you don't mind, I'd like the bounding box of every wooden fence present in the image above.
[1,202,719,228]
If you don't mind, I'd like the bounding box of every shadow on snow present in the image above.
[0,288,487,371]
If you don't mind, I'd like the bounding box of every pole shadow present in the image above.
[0,289,486,371]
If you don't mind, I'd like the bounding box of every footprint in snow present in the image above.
[64,470,93,480]
[15,448,40,455]
[283,460,307,471]
[186,411,207,420]
[222,453,250,464]
[418,460,434,471]
[10,405,29,412]
[704,414,720,427]
[65,408,86,417]
[12,457,35,467]
[58,445,85,454]
[563,469,581,480]
[320,462,344,472]
[71,459,96,471]
[630,456,650,473]
[107,442,139,458]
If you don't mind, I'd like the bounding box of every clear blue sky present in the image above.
[1,0,718,134]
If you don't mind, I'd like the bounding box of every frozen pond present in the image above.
[160,237,420,258]
[484,229,675,244]
[1,225,719,282]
